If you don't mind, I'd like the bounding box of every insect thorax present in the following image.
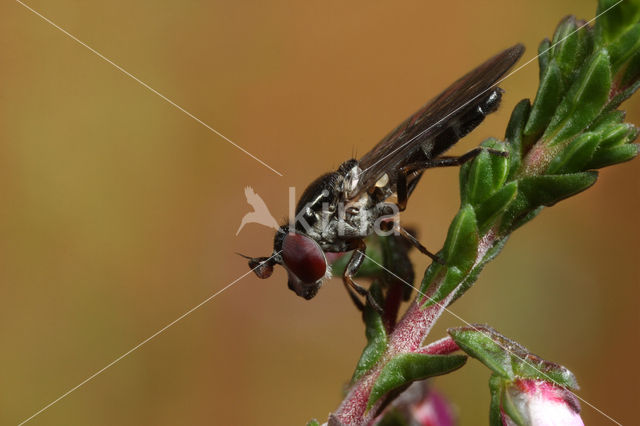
[291,160,388,249]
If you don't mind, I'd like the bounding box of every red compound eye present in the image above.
[282,233,327,283]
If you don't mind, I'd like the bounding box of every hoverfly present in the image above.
[243,44,524,311]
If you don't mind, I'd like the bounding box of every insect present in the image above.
[243,44,524,311]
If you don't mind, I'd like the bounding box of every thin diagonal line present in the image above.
[17,251,281,425]
[360,0,624,178]
[15,0,283,177]
[359,251,622,425]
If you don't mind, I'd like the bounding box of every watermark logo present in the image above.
[235,186,280,235]
[237,186,400,236]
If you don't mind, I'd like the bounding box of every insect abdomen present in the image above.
[429,88,503,157]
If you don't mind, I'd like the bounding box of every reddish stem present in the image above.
[416,336,460,355]
[330,231,498,425]
[330,297,453,425]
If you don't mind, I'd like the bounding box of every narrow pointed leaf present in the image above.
[482,139,510,193]
[465,151,495,205]
[448,328,514,379]
[547,133,600,174]
[537,38,552,79]
[351,284,388,383]
[505,99,531,177]
[544,50,612,145]
[489,374,506,426]
[524,60,566,139]
[475,182,518,233]
[449,237,509,304]
[595,0,640,44]
[607,78,640,109]
[501,389,526,426]
[421,266,463,307]
[586,143,639,168]
[589,109,625,130]
[552,16,594,82]
[514,172,598,208]
[608,23,640,75]
[421,262,446,292]
[598,123,637,148]
[513,357,579,390]
[367,354,467,410]
[442,205,479,273]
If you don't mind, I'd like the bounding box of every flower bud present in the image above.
[501,378,583,426]
[374,381,455,426]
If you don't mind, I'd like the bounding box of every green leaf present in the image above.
[552,16,594,83]
[589,109,626,130]
[524,60,566,141]
[537,38,552,80]
[551,16,578,57]
[503,206,543,233]
[501,388,526,426]
[475,181,518,233]
[598,123,637,148]
[544,50,612,145]
[450,326,580,391]
[367,354,467,410]
[421,266,464,308]
[512,357,579,390]
[586,143,639,168]
[595,0,640,45]
[547,133,601,174]
[421,205,479,304]
[465,151,494,205]
[449,237,509,304]
[482,139,510,193]
[448,328,514,379]
[351,283,388,383]
[489,374,506,426]
[306,420,321,426]
[505,99,532,177]
[462,140,510,207]
[421,262,445,291]
[608,22,640,76]
[617,42,640,91]
[607,78,640,109]
[513,172,598,209]
[459,162,472,204]
[442,205,479,273]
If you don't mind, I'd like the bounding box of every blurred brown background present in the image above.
[1,0,638,425]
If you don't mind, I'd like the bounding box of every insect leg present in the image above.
[396,169,418,212]
[425,147,508,168]
[343,240,383,313]
[397,147,507,211]
[396,226,444,265]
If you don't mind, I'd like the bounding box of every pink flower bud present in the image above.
[502,379,583,426]
[410,389,455,426]
[374,381,455,426]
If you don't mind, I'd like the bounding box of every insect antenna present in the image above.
[236,252,276,279]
